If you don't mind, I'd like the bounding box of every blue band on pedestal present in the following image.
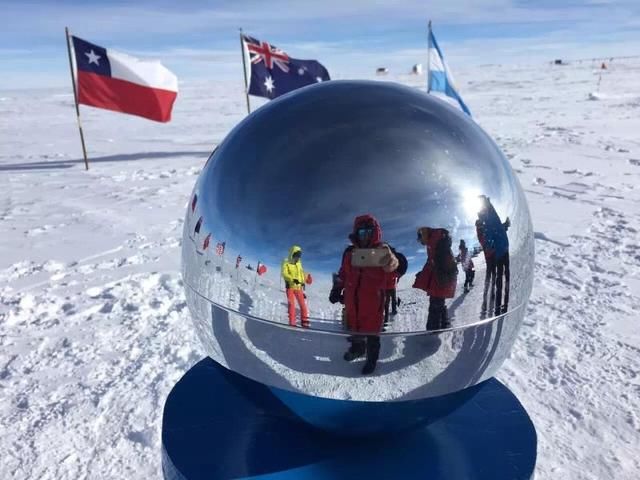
[162,358,536,479]
[268,381,482,436]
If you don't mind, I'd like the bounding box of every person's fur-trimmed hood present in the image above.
[349,214,382,247]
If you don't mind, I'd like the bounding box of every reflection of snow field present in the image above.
[187,290,522,402]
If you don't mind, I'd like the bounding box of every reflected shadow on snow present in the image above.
[203,296,518,401]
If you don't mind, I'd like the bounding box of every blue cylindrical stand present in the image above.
[162,358,536,479]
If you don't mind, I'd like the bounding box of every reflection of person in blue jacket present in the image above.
[476,195,510,316]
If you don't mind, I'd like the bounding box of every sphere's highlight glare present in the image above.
[181,80,534,408]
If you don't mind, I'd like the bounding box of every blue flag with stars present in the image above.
[242,34,330,100]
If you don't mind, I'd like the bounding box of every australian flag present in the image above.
[242,34,330,100]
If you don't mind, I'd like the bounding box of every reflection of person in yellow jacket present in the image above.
[281,245,309,327]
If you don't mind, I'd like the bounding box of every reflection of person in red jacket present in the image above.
[413,227,458,330]
[329,214,398,375]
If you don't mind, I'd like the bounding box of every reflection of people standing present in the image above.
[281,246,309,328]
[383,247,407,329]
[457,240,475,293]
[329,214,398,375]
[476,195,510,316]
[384,271,398,327]
[413,227,457,330]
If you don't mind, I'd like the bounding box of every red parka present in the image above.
[337,215,396,333]
[413,227,457,299]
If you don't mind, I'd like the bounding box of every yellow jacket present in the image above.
[281,245,305,290]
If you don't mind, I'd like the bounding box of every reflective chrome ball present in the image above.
[182,80,534,420]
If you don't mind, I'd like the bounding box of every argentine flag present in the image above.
[428,29,471,116]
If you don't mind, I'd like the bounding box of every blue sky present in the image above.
[1,0,639,89]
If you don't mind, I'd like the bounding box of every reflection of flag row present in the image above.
[191,193,224,254]
[191,198,223,254]
[257,262,267,276]
[191,195,268,270]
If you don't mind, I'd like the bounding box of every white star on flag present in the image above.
[264,75,275,93]
[85,49,101,65]
[315,77,323,83]
[298,67,305,75]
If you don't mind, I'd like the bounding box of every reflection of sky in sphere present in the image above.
[198,81,519,277]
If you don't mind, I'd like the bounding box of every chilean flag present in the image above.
[71,36,178,122]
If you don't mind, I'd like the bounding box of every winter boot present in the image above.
[343,337,366,361]
[361,336,380,375]
[362,360,376,375]
[427,298,445,330]
[440,306,452,329]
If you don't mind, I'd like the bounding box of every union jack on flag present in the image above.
[245,37,290,73]
[241,34,330,100]
[215,241,226,256]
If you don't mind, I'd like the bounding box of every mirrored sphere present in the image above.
[182,80,534,404]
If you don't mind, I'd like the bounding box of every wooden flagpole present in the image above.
[239,28,251,115]
[64,27,90,170]
[426,20,432,94]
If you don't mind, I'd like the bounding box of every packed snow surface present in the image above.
[1,59,640,479]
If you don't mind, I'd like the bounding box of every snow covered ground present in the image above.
[2,58,640,478]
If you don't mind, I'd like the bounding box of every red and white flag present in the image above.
[203,233,211,251]
[215,242,226,256]
[257,262,267,276]
[71,36,178,122]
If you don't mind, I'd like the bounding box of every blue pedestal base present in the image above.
[162,358,537,479]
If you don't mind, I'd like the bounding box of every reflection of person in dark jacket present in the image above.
[413,227,458,330]
[329,214,398,375]
[456,240,475,293]
[476,195,510,316]
[384,270,398,328]
[383,246,408,330]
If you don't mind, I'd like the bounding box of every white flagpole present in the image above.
[427,20,432,94]
[65,27,90,170]
[239,28,251,115]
